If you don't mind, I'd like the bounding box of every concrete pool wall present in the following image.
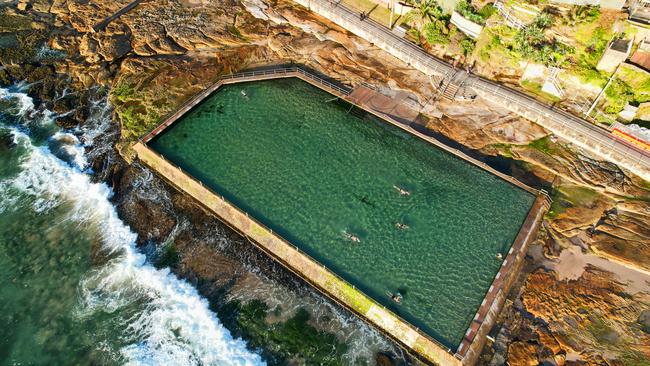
[135,67,551,365]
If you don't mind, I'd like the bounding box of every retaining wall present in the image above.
[133,142,463,366]
[290,0,650,181]
[137,69,549,366]
[458,196,549,364]
[450,11,483,39]
[468,78,650,181]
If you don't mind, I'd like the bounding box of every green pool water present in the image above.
[149,78,536,349]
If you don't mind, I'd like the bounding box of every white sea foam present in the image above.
[0,88,34,116]
[50,131,88,169]
[1,89,266,366]
[0,86,36,117]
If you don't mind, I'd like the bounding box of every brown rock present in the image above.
[375,352,397,366]
[538,331,562,356]
[508,341,539,366]
[17,1,30,11]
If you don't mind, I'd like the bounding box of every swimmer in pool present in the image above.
[393,185,411,196]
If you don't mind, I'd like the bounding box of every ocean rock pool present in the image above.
[148,78,536,349]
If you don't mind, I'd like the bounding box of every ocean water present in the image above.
[0,86,265,366]
[149,78,536,348]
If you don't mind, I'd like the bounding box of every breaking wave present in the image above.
[0,86,265,366]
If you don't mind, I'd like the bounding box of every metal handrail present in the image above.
[139,67,352,142]
[140,145,456,355]
[470,77,650,162]
[136,66,547,357]
[306,0,650,168]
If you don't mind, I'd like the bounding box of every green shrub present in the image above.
[423,19,451,44]
[582,27,609,65]
[604,78,633,114]
[404,0,445,24]
[117,106,160,140]
[455,0,487,25]
[460,37,476,55]
[510,14,573,66]
[112,83,137,103]
[534,12,554,29]
[564,5,600,25]
[478,4,497,19]
[617,64,650,103]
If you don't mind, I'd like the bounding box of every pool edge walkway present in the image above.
[132,141,464,366]
[134,67,551,366]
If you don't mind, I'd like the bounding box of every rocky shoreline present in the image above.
[2,0,650,364]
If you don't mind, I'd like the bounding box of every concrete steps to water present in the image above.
[433,70,471,101]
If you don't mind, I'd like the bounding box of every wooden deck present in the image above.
[136,67,550,366]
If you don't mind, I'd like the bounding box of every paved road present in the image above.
[297,0,650,180]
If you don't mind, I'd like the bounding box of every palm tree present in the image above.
[403,0,444,30]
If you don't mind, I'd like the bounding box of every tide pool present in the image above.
[149,78,536,348]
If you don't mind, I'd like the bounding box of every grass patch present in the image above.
[617,64,650,104]
[520,80,562,103]
[570,26,610,87]
[474,25,519,66]
[116,105,160,140]
[110,81,163,141]
[604,78,634,114]
[491,143,513,158]
[588,316,620,345]
[341,0,395,27]
[547,184,599,219]
[112,83,138,103]
[528,136,556,154]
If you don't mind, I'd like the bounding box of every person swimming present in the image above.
[393,185,411,196]
[496,252,503,260]
[344,231,361,243]
[395,222,409,230]
[391,292,403,304]
[240,90,248,99]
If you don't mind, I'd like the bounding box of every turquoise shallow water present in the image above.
[149,78,536,348]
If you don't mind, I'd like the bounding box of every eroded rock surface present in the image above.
[2,0,649,365]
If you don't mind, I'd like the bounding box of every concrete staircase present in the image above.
[431,70,472,101]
